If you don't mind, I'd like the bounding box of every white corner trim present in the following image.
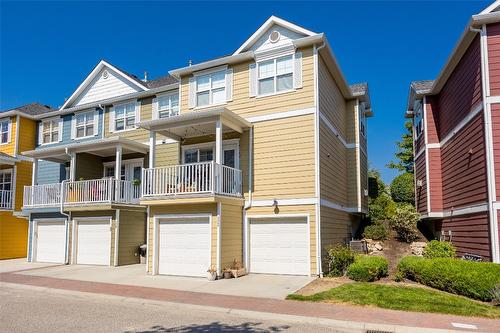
[320,199,360,213]
[318,112,355,149]
[423,96,431,214]
[248,197,317,207]
[246,107,315,123]
[313,43,322,277]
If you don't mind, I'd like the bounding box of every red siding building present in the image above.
[407,2,500,263]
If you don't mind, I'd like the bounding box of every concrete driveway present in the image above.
[11,261,314,299]
[0,258,57,273]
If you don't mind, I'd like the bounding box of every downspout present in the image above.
[314,42,326,277]
[472,25,500,263]
[61,148,72,264]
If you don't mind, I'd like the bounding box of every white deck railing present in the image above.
[23,179,140,208]
[0,190,13,210]
[23,183,61,207]
[142,161,242,198]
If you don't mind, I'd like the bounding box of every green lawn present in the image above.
[287,283,500,318]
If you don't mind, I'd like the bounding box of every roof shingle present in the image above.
[1,102,55,116]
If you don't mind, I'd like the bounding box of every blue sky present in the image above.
[0,1,490,183]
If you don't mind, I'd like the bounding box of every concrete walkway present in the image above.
[1,266,498,333]
[11,262,313,299]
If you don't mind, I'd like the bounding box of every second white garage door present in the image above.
[35,220,66,263]
[249,218,309,276]
[158,217,210,277]
[76,220,111,265]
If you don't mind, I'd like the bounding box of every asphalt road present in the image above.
[0,284,357,333]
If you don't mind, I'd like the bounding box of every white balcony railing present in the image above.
[63,178,140,205]
[0,190,13,210]
[23,179,140,208]
[23,183,61,207]
[142,161,242,198]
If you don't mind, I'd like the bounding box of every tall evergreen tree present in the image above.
[387,120,414,173]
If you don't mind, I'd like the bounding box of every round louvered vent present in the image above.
[269,30,281,43]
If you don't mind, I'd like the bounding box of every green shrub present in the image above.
[389,204,420,242]
[326,245,355,277]
[423,240,456,259]
[363,223,387,240]
[347,256,389,282]
[390,173,415,204]
[397,256,500,301]
[369,193,397,222]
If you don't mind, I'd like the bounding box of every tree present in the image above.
[390,173,415,204]
[387,120,414,173]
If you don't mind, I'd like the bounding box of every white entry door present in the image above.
[249,218,309,275]
[158,217,210,277]
[76,220,111,265]
[35,221,66,263]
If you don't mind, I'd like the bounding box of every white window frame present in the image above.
[257,54,294,97]
[111,101,139,133]
[180,139,240,169]
[0,168,13,192]
[102,158,144,181]
[73,110,97,140]
[194,70,226,108]
[0,118,11,145]
[359,103,367,138]
[155,92,179,119]
[414,101,424,139]
[39,117,61,145]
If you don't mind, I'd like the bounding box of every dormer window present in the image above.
[258,55,293,96]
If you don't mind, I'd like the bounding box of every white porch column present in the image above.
[115,145,122,200]
[69,152,76,181]
[215,118,223,193]
[149,131,156,168]
[31,158,38,185]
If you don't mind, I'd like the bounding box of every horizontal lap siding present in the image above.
[118,210,146,266]
[440,212,491,260]
[247,204,316,276]
[360,150,368,210]
[15,162,32,211]
[180,47,315,118]
[426,98,440,143]
[428,149,443,211]
[0,212,27,259]
[220,203,243,269]
[320,205,357,256]
[438,36,482,138]
[487,23,500,95]
[415,154,427,213]
[492,104,500,200]
[440,112,488,210]
[18,117,36,154]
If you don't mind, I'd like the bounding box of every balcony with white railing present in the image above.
[23,178,141,209]
[0,190,13,210]
[142,161,242,199]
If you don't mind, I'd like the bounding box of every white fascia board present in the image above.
[60,60,149,111]
[169,52,254,78]
[316,38,353,99]
[478,1,500,15]
[0,110,37,120]
[233,15,317,55]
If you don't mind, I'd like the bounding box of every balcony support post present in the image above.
[69,152,76,181]
[31,158,38,186]
[215,118,223,193]
[115,145,122,202]
[149,131,156,168]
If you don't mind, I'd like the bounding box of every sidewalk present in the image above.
[1,268,497,333]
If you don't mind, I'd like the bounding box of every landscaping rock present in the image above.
[410,241,427,256]
[365,239,384,254]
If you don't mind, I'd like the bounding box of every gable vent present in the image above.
[269,30,281,43]
[102,70,109,79]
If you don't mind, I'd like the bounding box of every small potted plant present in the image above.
[207,265,217,281]
[222,268,233,279]
[132,178,141,186]
[229,259,246,278]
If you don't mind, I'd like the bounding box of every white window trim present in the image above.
[0,118,11,145]
[256,53,295,98]
[193,69,227,109]
[111,100,140,133]
[154,92,180,120]
[181,139,240,169]
[39,116,62,146]
[359,103,367,138]
[103,158,144,179]
[414,102,424,139]
[72,110,98,140]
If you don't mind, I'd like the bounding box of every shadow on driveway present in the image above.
[125,321,291,333]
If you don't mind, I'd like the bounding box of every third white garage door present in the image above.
[75,219,111,265]
[249,217,309,275]
[158,217,210,277]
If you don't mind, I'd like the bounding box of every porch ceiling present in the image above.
[22,137,149,163]
[137,108,252,140]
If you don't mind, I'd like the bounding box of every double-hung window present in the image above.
[0,169,12,209]
[0,119,9,144]
[114,103,136,131]
[196,71,226,107]
[258,55,293,95]
[157,94,179,118]
[75,111,95,138]
[414,102,423,138]
[40,118,59,144]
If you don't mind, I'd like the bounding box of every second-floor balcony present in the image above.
[142,161,242,198]
[23,178,141,208]
[0,190,13,210]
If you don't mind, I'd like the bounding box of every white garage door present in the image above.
[36,221,66,263]
[158,218,210,277]
[249,218,309,275]
[76,220,111,265]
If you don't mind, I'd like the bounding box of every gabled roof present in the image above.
[144,75,178,89]
[479,0,500,15]
[0,102,55,119]
[60,60,150,110]
[233,15,317,55]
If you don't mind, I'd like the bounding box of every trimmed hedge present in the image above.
[347,256,389,282]
[398,256,500,301]
[326,245,355,277]
[423,240,456,259]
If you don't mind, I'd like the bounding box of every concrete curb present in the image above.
[1,282,473,333]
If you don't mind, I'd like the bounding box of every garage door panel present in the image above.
[36,222,66,263]
[76,220,111,266]
[250,219,309,275]
[158,218,210,277]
